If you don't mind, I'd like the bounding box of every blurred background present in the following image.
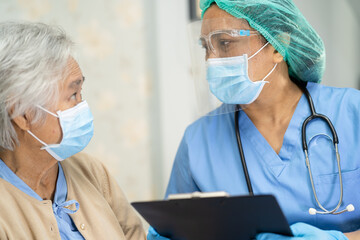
[0,0,358,204]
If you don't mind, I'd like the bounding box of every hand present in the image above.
[147,226,171,240]
[256,222,348,240]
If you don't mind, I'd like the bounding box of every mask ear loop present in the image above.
[261,63,278,82]
[36,105,59,118]
[247,41,277,82]
[27,130,49,150]
[26,105,59,150]
[248,42,270,60]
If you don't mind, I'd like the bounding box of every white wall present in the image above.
[146,0,195,198]
[293,0,360,88]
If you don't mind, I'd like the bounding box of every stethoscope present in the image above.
[234,87,355,215]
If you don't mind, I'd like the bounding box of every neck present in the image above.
[0,145,58,200]
[243,67,303,125]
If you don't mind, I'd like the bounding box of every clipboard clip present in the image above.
[167,191,230,200]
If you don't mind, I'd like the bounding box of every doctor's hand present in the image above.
[256,222,348,240]
[147,226,171,240]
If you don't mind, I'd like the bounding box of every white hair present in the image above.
[0,22,74,151]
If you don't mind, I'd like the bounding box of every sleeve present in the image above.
[100,163,146,240]
[165,131,200,198]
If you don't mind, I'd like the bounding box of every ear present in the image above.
[273,49,284,64]
[272,32,290,64]
[11,113,31,131]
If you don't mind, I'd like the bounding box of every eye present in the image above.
[70,92,77,101]
[200,43,207,50]
[219,40,231,47]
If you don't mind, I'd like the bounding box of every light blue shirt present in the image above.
[0,160,84,240]
[166,82,360,232]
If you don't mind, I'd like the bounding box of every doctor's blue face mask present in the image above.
[206,42,277,105]
[27,101,94,161]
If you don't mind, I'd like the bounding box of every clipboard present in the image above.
[131,193,292,240]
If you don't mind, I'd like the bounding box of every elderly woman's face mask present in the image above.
[27,101,94,161]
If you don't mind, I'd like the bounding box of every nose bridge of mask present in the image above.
[206,55,249,79]
[57,101,88,119]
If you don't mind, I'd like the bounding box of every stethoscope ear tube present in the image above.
[301,88,339,151]
[301,114,339,151]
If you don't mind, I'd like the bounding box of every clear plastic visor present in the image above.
[188,18,260,116]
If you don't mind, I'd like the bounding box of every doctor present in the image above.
[148,0,360,239]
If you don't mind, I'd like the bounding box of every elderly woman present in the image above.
[0,22,145,239]
[148,0,360,239]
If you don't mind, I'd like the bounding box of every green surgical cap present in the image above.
[200,0,325,83]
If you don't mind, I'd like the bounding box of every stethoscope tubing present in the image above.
[235,110,254,196]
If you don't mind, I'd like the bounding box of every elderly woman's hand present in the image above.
[256,222,348,240]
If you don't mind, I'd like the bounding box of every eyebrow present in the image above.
[69,76,85,89]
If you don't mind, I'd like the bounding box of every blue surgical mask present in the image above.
[206,42,277,104]
[27,101,94,161]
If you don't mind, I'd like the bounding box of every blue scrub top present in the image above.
[0,160,84,240]
[166,82,360,232]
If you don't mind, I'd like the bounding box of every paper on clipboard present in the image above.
[167,191,230,200]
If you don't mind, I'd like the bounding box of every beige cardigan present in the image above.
[0,153,146,240]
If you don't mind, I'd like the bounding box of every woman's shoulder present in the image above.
[184,110,233,142]
[309,82,360,99]
[63,152,104,171]
[308,82,360,109]
[61,152,109,187]
[186,104,235,132]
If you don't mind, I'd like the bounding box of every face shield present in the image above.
[188,18,269,116]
